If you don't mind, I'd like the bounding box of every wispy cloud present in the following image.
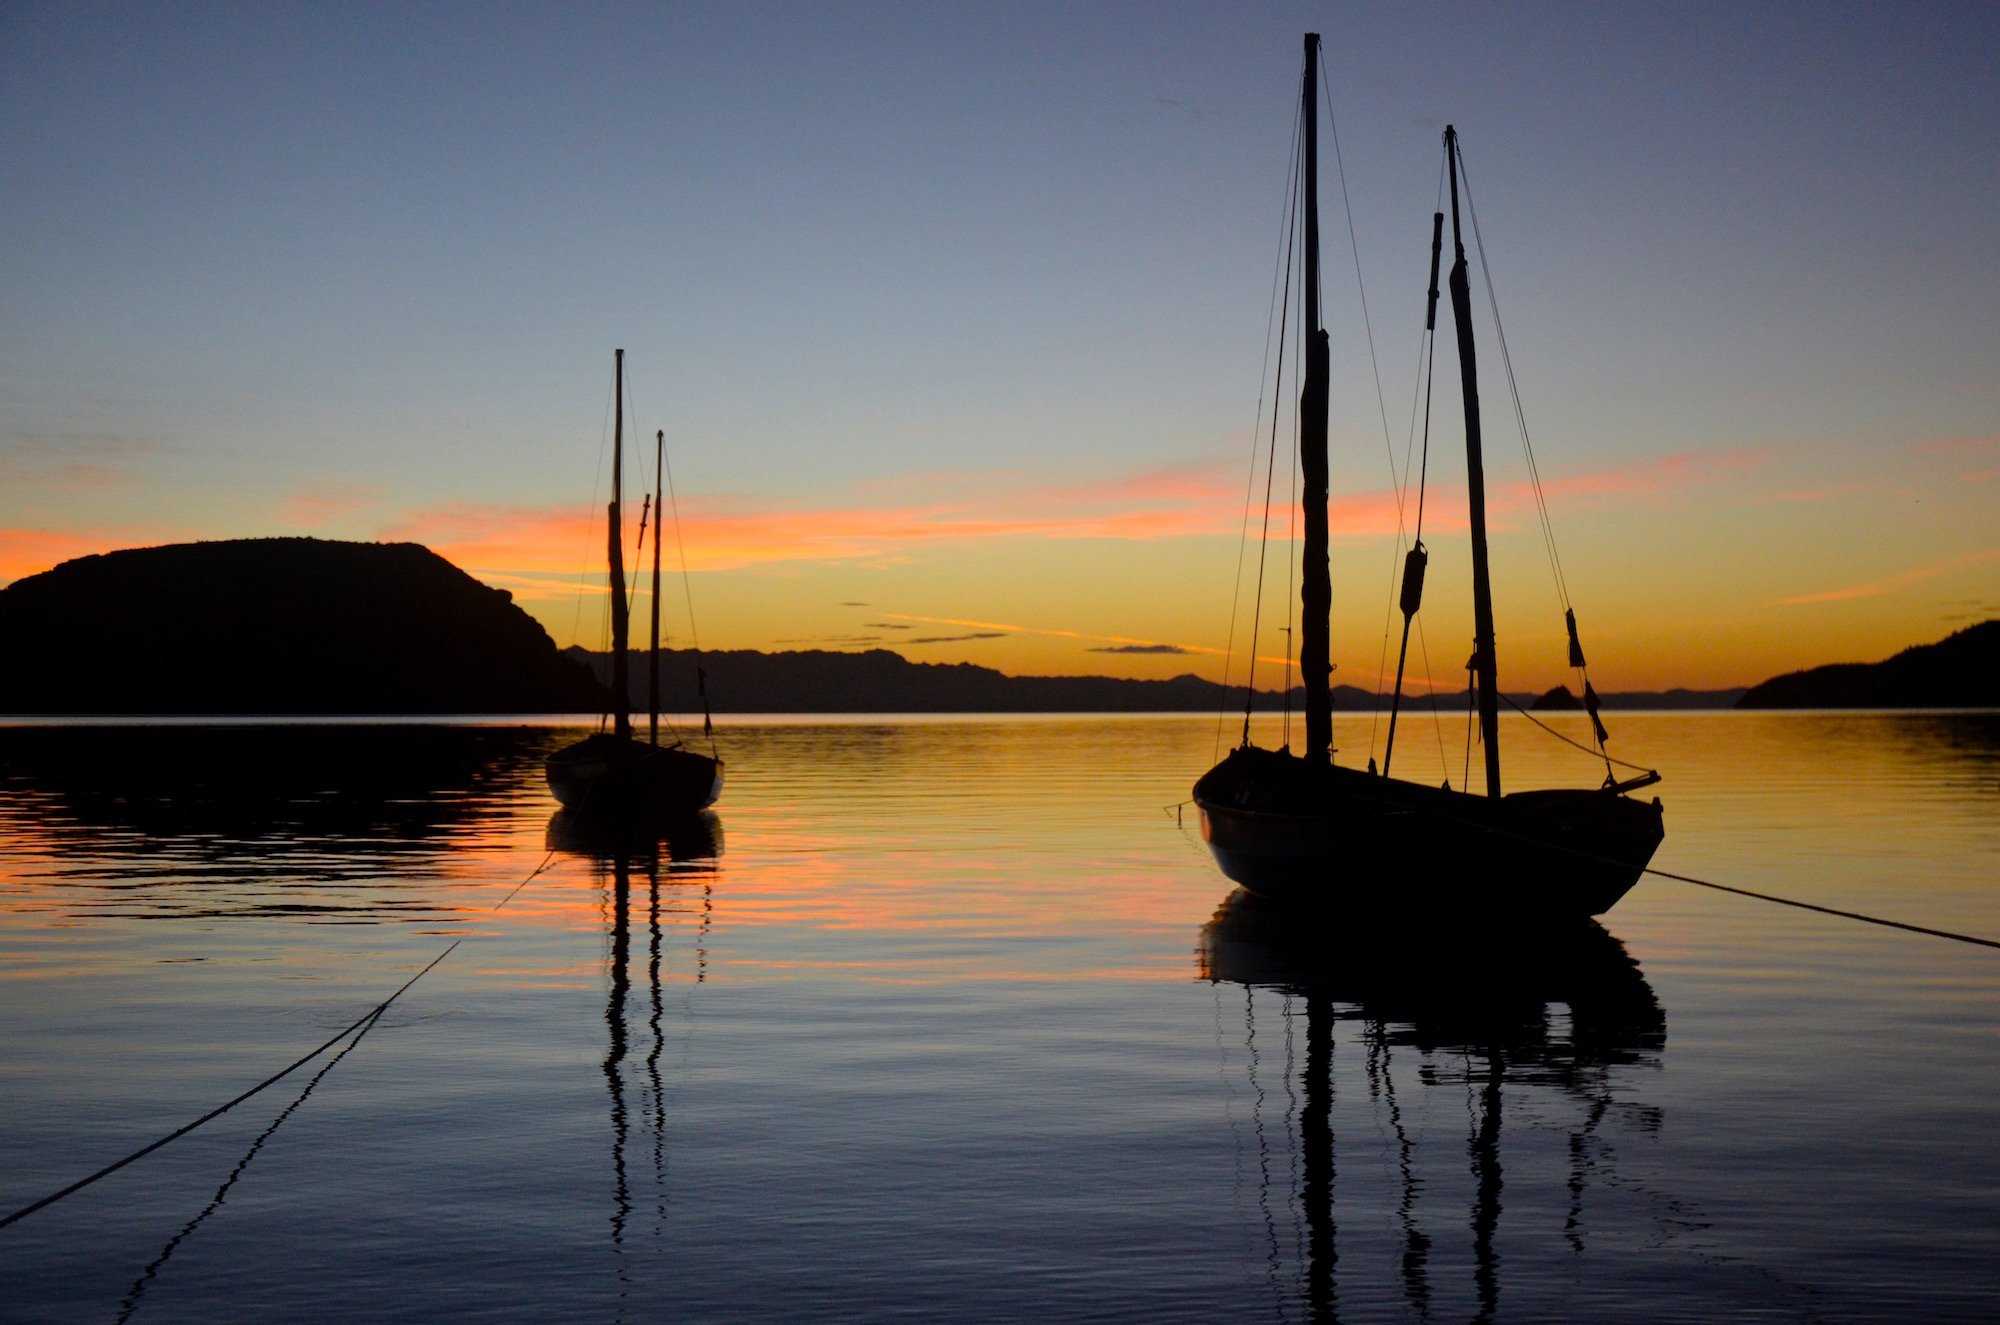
[0,431,152,493]
[1088,643,1192,655]
[1910,434,1999,457]
[906,632,1006,645]
[381,446,1772,580]
[882,612,1226,658]
[1778,547,2000,606]
[1766,480,1901,504]
[1501,445,1774,514]
[283,481,387,528]
[384,461,1247,576]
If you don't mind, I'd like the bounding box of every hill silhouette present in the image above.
[1736,620,2000,708]
[0,538,606,714]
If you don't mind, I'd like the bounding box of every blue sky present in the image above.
[4,1,1997,689]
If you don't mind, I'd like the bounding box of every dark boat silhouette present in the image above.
[546,349,723,819]
[1193,35,1663,916]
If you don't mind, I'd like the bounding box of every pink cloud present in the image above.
[1910,434,2000,457]
[387,463,1253,577]
[1767,480,1905,504]
[1492,446,1772,514]
[388,446,1776,581]
[1778,547,2000,606]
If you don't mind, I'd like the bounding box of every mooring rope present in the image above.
[1,823,576,1232]
[0,943,459,1231]
[1641,865,2000,951]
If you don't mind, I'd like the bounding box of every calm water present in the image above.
[1,712,1996,1322]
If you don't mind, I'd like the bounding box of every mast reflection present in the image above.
[1200,888,1665,1323]
[547,810,720,1288]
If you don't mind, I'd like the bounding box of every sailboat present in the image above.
[545,348,724,818]
[1192,35,1663,918]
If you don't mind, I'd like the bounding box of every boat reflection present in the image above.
[545,806,724,863]
[550,814,719,1285]
[1200,887,1665,1323]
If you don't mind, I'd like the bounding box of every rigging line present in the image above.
[1373,163,1451,765]
[1496,691,1658,774]
[1219,107,1307,760]
[1244,133,1303,746]
[658,425,700,747]
[1454,147,1574,613]
[572,366,621,672]
[1416,613,1450,776]
[628,494,650,626]
[1321,61,1401,516]
[1376,310,1440,764]
[0,942,460,1232]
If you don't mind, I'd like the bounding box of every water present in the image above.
[1,712,1996,1322]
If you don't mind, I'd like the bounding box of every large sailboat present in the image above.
[545,349,723,819]
[1192,35,1663,918]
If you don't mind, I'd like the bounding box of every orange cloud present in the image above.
[385,446,1773,584]
[388,466,1250,578]
[1778,547,2000,606]
[0,526,193,585]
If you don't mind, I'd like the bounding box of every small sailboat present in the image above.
[1193,35,1663,917]
[546,349,723,818]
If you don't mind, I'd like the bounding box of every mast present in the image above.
[649,429,663,745]
[1299,32,1333,763]
[608,349,631,743]
[1444,128,1500,797]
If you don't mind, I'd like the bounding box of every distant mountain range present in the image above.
[572,646,1749,714]
[0,538,1990,714]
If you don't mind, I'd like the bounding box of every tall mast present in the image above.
[1299,32,1333,764]
[608,348,631,743]
[1445,128,1500,797]
[649,428,663,746]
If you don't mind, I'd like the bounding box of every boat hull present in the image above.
[545,733,723,817]
[1192,747,1662,918]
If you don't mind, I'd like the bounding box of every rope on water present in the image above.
[0,829,574,1232]
[1642,865,2000,951]
[0,943,459,1231]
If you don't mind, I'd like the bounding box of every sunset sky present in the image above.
[4,2,1996,694]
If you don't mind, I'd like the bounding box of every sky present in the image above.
[3,1,1996,694]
